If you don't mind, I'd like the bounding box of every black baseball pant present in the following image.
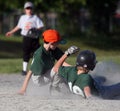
[22,37,40,62]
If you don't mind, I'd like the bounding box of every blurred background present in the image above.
[0,0,120,73]
[0,0,120,35]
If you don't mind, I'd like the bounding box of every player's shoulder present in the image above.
[80,74,93,81]
[35,45,45,53]
[32,14,39,19]
[21,14,27,17]
[19,14,27,19]
[82,73,91,77]
[33,46,42,57]
[60,66,76,72]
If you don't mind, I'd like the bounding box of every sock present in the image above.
[23,61,28,72]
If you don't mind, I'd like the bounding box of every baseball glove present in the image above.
[65,46,80,56]
[26,28,40,39]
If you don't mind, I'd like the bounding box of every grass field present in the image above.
[0,34,120,74]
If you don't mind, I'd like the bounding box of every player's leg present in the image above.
[31,74,43,86]
[50,69,69,96]
[31,70,52,86]
[50,68,62,88]
[101,83,120,99]
[31,38,40,53]
[22,37,31,75]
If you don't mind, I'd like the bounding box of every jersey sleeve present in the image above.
[30,47,48,75]
[77,75,93,90]
[17,16,22,28]
[30,46,55,75]
[36,16,44,28]
[30,49,42,75]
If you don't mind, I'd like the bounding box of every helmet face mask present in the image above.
[76,50,97,71]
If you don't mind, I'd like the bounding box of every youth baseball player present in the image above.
[6,2,44,75]
[52,49,120,99]
[18,29,71,95]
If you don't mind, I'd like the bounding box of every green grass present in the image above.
[0,34,120,74]
[0,59,22,73]
[0,56,120,74]
[0,35,23,58]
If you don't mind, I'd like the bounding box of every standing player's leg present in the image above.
[22,37,31,75]
[31,38,40,56]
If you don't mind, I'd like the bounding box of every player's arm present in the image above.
[84,86,92,98]
[37,27,44,30]
[62,61,71,67]
[36,16,44,31]
[53,54,68,73]
[18,70,32,95]
[53,46,79,73]
[6,26,20,37]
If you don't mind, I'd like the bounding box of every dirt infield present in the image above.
[0,73,120,111]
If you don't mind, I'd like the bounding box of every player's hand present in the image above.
[86,95,100,100]
[18,89,26,95]
[65,46,80,56]
[5,32,12,37]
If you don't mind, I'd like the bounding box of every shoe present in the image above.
[21,70,27,76]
